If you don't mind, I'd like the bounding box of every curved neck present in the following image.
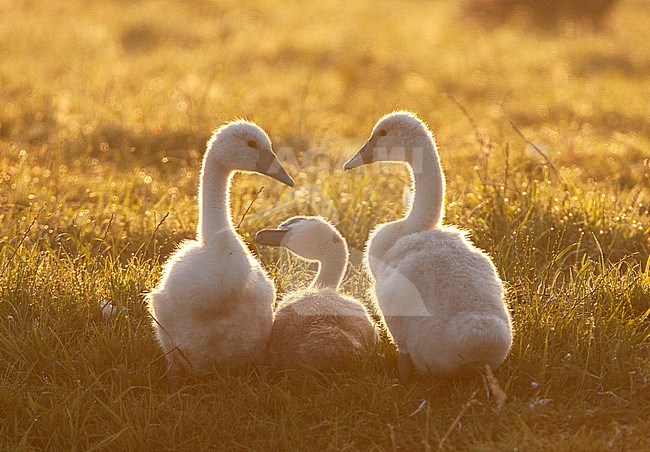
[197,160,235,246]
[310,243,348,290]
[402,144,445,233]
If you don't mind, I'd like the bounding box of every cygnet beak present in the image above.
[268,162,295,187]
[257,154,295,187]
[255,229,289,247]
[343,139,371,170]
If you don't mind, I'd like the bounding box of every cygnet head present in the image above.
[207,120,294,186]
[255,216,346,262]
[343,111,434,170]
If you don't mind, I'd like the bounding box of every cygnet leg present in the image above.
[398,352,415,385]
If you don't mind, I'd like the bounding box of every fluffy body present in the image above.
[148,120,292,378]
[345,111,512,377]
[267,288,375,370]
[256,216,376,371]
[368,224,511,375]
[149,238,273,373]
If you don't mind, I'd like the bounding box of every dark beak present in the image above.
[268,159,295,187]
[343,139,372,170]
[256,153,295,187]
[255,229,289,246]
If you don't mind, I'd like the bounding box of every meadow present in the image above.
[1,0,649,449]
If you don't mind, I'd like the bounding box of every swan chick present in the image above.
[256,216,376,371]
[344,111,512,382]
[147,120,293,386]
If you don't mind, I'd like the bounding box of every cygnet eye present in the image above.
[247,140,258,149]
[377,129,387,137]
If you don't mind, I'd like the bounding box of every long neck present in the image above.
[402,143,445,233]
[311,243,348,290]
[197,159,235,245]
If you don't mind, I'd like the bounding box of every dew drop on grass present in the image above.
[529,397,553,409]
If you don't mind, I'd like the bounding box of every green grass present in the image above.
[1,0,649,449]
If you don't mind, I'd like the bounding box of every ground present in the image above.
[0,0,649,449]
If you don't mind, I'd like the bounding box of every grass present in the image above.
[466,0,622,27]
[1,0,649,449]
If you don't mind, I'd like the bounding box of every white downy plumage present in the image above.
[147,120,294,385]
[344,111,512,381]
[256,216,376,371]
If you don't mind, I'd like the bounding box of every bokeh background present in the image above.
[2,0,648,254]
[2,0,648,170]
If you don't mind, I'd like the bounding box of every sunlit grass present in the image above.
[1,0,649,449]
